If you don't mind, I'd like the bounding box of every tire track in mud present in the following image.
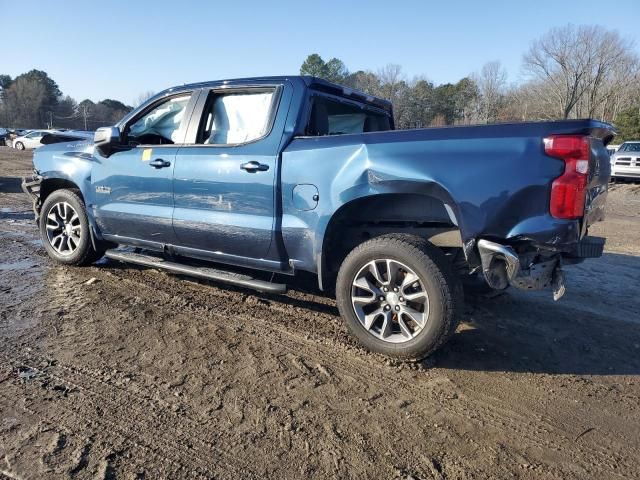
[1,233,478,477]
[0,351,261,479]
[12,264,640,474]
[82,263,640,478]
[0,234,261,478]
[3,226,640,478]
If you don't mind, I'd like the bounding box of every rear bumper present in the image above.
[564,235,605,259]
[477,238,565,299]
[477,235,605,299]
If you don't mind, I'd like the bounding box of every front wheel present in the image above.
[15,141,24,150]
[39,189,104,265]
[336,234,461,360]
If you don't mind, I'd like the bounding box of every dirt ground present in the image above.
[1,146,639,479]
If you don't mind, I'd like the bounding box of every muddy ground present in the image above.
[0,146,639,479]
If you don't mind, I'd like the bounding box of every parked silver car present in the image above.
[610,141,640,180]
[12,130,49,150]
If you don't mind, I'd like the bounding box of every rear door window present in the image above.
[196,89,277,145]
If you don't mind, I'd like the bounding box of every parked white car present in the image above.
[12,130,49,150]
[610,141,640,180]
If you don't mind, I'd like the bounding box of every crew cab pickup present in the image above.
[22,76,614,359]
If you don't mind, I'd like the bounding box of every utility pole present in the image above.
[80,105,90,131]
[48,111,53,129]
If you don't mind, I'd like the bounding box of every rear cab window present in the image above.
[305,94,392,137]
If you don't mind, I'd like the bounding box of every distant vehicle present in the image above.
[607,144,621,156]
[0,128,7,146]
[10,129,32,137]
[610,141,640,180]
[12,130,50,150]
[22,76,613,360]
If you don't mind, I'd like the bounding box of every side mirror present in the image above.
[94,126,120,155]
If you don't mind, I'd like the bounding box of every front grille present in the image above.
[616,157,632,166]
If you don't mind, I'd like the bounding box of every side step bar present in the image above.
[104,249,287,294]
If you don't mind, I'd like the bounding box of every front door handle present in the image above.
[240,161,269,172]
[149,159,171,169]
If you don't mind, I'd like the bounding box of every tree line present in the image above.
[300,24,640,141]
[1,24,638,141]
[0,70,134,131]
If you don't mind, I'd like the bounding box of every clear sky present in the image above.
[1,0,639,105]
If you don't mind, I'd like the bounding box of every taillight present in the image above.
[544,135,590,219]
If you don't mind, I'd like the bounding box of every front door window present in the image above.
[127,95,191,146]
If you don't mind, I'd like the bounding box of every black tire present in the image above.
[39,189,104,266]
[15,141,24,150]
[336,234,462,360]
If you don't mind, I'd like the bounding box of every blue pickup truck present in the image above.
[22,76,614,359]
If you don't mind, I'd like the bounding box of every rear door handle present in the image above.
[149,159,171,169]
[240,161,269,172]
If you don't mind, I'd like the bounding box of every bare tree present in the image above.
[377,64,405,100]
[589,60,640,121]
[344,70,380,96]
[375,64,411,126]
[473,61,507,123]
[134,90,156,107]
[1,77,47,127]
[523,24,639,120]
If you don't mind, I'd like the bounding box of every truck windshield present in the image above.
[619,143,640,153]
[306,96,391,136]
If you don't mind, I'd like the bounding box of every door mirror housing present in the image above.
[94,126,121,155]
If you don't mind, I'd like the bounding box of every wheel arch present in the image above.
[40,177,84,204]
[38,177,104,243]
[318,190,462,291]
[38,187,106,265]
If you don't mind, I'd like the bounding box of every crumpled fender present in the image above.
[31,141,102,236]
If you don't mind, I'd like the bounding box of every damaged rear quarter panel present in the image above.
[281,123,582,274]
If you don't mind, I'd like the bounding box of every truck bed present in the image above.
[282,119,613,261]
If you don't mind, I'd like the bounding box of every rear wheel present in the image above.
[39,189,104,265]
[336,234,461,360]
[15,141,24,150]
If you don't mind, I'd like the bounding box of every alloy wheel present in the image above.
[45,201,82,255]
[351,259,430,343]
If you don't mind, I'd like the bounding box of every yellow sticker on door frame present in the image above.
[142,148,152,161]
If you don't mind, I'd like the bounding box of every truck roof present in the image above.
[164,75,393,114]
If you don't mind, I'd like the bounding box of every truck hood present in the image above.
[35,139,95,155]
[32,140,96,179]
